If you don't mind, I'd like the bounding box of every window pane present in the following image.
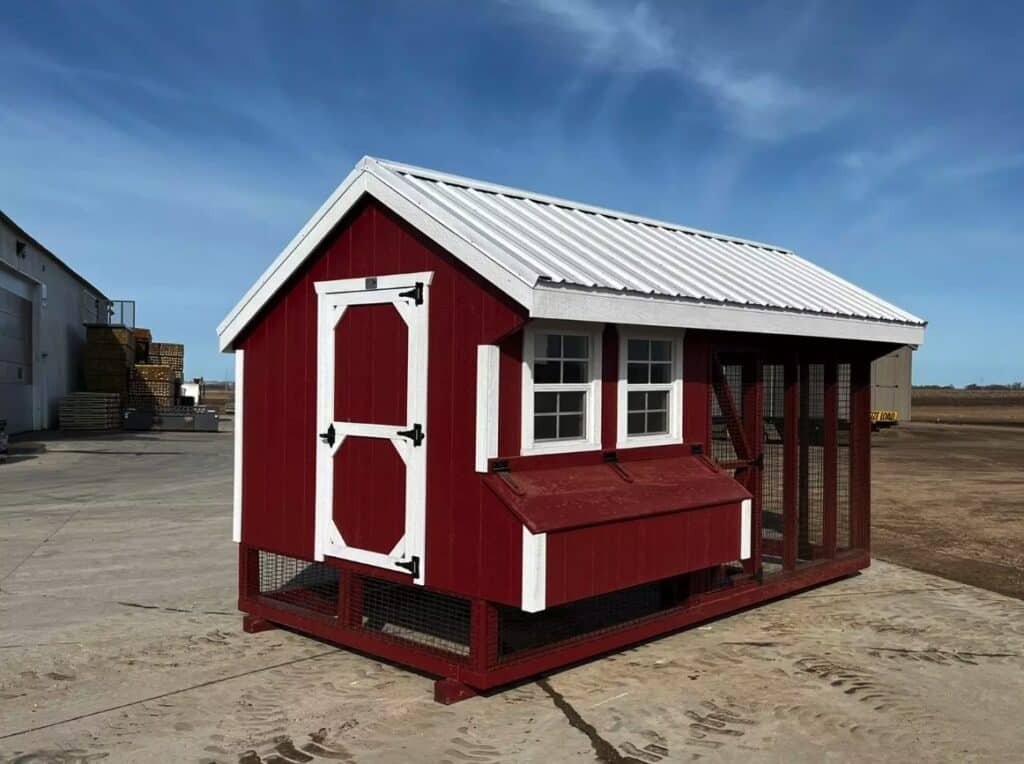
[627,390,646,412]
[650,340,671,361]
[646,411,667,434]
[537,333,561,359]
[650,363,672,384]
[535,392,558,414]
[559,413,583,439]
[562,360,588,384]
[646,390,669,412]
[562,335,588,359]
[627,363,649,384]
[534,414,557,440]
[627,413,645,435]
[534,360,561,384]
[558,391,585,413]
[627,339,649,361]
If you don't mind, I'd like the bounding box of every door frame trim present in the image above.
[314,271,433,584]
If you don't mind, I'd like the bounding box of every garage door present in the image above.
[0,285,31,385]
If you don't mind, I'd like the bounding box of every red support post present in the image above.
[797,363,810,560]
[782,357,799,571]
[741,356,763,576]
[470,599,499,673]
[822,362,839,558]
[849,358,872,552]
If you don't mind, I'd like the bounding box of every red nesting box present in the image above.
[219,157,925,702]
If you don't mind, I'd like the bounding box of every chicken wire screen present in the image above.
[258,551,339,618]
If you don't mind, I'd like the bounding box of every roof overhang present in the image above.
[218,157,926,352]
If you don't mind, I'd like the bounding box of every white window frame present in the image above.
[617,326,685,449]
[521,320,603,456]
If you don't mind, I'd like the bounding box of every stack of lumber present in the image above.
[149,342,184,380]
[128,364,174,409]
[59,392,122,430]
[84,326,134,402]
[134,327,152,364]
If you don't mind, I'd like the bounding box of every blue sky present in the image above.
[2,0,1021,385]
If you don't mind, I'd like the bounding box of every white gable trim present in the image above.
[218,158,534,351]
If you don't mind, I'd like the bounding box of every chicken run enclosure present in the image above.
[218,157,925,702]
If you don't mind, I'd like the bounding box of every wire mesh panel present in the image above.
[258,551,339,618]
[837,363,852,550]
[761,364,785,545]
[711,363,744,466]
[496,579,679,660]
[357,576,472,659]
[799,364,825,560]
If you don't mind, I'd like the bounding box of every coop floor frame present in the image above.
[239,550,869,702]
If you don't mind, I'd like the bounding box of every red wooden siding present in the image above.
[334,437,405,554]
[545,503,741,606]
[334,303,407,425]
[239,198,527,601]
[601,324,618,449]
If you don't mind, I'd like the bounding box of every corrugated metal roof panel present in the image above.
[380,160,924,326]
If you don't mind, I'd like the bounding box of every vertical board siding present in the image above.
[238,199,527,593]
[683,332,711,449]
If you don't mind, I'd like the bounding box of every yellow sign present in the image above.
[871,410,899,423]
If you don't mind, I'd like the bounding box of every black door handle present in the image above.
[319,423,335,447]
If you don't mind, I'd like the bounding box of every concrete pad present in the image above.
[1,429,1022,761]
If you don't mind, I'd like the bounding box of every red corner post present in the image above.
[822,362,839,558]
[782,357,800,571]
[849,358,872,553]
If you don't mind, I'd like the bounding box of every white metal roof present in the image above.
[218,156,926,351]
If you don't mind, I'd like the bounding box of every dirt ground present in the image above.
[2,425,1023,762]
[912,388,1024,426]
[872,420,1024,600]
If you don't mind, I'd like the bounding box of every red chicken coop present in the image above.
[218,157,926,703]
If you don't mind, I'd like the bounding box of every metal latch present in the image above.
[319,423,336,447]
[395,556,420,577]
[398,282,424,306]
[396,422,424,446]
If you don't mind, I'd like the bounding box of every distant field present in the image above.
[913,388,1024,426]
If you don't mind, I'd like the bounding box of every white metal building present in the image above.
[0,210,108,434]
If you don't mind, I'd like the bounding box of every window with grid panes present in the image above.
[532,333,590,441]
[626,338,672,436]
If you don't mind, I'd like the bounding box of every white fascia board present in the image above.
[531,286,926,346]
[217,159,535,352]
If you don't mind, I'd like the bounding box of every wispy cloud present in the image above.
[503,0,846,141]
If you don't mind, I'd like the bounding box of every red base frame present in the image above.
[239,546,868,702]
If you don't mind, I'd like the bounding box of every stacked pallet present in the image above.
[129,364,174,409]
[84,326,134,403]
[149,342,184,381]
[134,327,152,364]
[59,392,122,430]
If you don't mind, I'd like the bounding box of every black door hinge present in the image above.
[398,282,424,306]
[396,422,424,446]
[395,555,420,577]
[319,423,336,447]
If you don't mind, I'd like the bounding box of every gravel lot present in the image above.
[2,424,1022,762]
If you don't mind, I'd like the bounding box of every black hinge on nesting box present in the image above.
[396,422,425,446]
[395,555,420,577]
[491,459,510,473]
[398,282,424,305]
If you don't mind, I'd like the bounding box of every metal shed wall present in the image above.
[871,346,913,421]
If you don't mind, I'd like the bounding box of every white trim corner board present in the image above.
[521,527,547,612]
[475,345,500,473]
[740,499,752,561]
[232,349,244,544]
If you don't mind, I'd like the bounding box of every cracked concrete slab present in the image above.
[2,427,1022,762]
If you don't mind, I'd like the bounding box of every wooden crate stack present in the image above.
[84,326,134,403]
[59,392,122,430]
[149,342,184,381]
[129,364,174,410]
